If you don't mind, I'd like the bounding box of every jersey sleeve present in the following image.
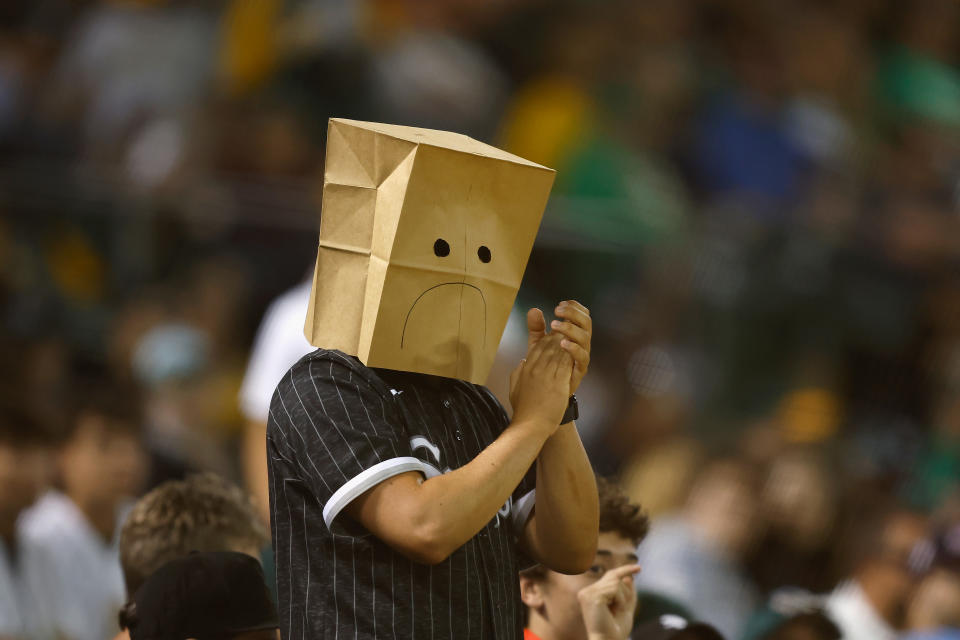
[267,353,426,533]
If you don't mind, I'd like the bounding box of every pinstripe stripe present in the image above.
[304,363,363,470]
[280,382,342,487]
[282,478,294,635]
[464,397,507,634]
[303,490,310,640]
[270,424,332,494]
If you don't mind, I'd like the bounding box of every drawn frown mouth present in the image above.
[400,282,487,349]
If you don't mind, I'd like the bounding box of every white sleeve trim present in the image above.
[322,457,427,531]
[512,489,536,532]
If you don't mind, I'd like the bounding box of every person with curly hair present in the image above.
[520,478,650,640]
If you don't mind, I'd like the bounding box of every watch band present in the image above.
[560,395,579,424]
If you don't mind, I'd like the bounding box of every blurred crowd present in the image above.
[1,0,960,638]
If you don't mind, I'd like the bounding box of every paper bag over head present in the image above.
[305,118,556,384]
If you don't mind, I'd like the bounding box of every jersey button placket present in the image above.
[441,398,463,442]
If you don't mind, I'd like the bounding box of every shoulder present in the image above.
[269,350,393,422]
[282,349,388,392]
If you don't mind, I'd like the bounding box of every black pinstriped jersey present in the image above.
[267,349,536,640]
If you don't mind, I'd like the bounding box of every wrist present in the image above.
[509,417,557,440]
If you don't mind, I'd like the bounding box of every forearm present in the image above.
[526,421,598,573]
[414,420,548,555]
[352,418,551,563]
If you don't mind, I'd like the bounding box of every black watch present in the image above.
[560,395,579,424]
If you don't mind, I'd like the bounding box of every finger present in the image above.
[590,574,629,597]
[526,308,546,349]
[583,580,619,602]
[605,564,642,582]
[554,343,574,380]
[612,583,628,609]
[525,334,550,366]
[543,338,572,377]
[549,320,590,348]
[509,359,524,390]
[534,337,559,371]
[560,339,590,372]
[577,584,610,608]
[555,303,592,332]
[561,300,590,316]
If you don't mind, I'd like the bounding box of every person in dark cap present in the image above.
[119,551,279,640]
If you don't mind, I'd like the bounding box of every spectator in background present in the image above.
[118,472,268,598]
[686,5,807,215]
[43,0,217,161]
[824,508,928,640]
[635,458,761,639]
[131,318,224,486]
[741,507,930,640]
[901,520,960,640]
[238,277,313,524]
[747,448,839,596]
[119,551,279,640]
[902,569,960,639]
[0,401,57,639]
[19,375,147,640]
[520,478,649,640]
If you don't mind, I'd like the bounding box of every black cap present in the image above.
[125,551,278,640]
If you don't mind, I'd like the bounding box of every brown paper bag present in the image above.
[305,118,556,383]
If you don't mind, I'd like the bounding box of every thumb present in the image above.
[527,308,546,349]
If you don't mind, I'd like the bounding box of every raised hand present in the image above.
[522,301,592,395]
[577,564,641,640]
[509,333,574,434]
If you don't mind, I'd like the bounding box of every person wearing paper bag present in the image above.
[267,118,598,639]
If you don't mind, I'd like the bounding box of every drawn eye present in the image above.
[477,246,491,263]
[434,238,450,257]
